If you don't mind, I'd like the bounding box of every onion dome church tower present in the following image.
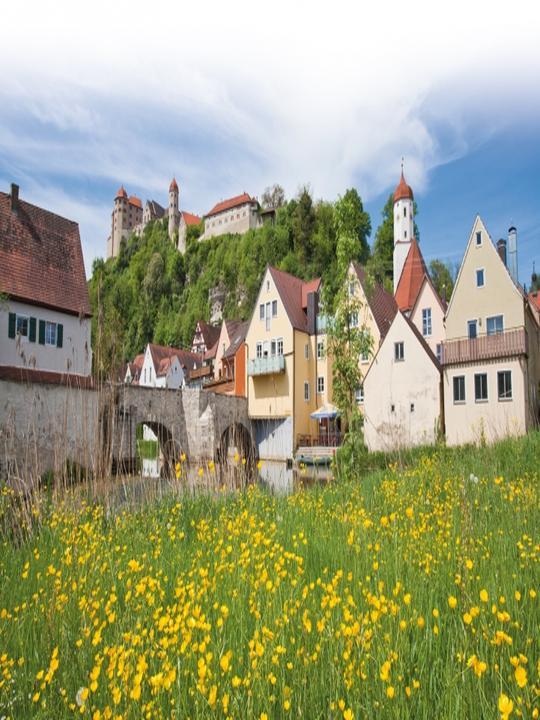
[393,164,415,292]
[168,177,180,240]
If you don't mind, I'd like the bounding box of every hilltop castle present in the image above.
[106,178,201,259]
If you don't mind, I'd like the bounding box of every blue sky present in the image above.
[0,1,539,287]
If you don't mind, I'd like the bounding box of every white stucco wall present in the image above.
[409,279,445,358]
[443,358,528,446]
[202,203,261,240]
[0,299,92,376]
[138,346,186,389]
[363,313,441,451]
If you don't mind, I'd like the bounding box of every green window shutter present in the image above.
[56,323,63,348]
[38,319,46,345]
[8,313,16,338]
[29,317,37,342]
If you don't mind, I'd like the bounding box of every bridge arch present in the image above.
[216,422,257,467]
[137,420,181,478]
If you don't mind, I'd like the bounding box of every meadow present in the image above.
[1,434,539,719]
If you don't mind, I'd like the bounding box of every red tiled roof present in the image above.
[0,189,91,317]
[393,171,414,203]
[351,263,398,339]
[529,291,540,311]
[181,211,201,226]
[116,186,128,199]
[205,192,257,218]
[203,340,218,361]
[394,238,428,312]
[269,266,321,333]
[194,321,221,350]
[128,195,142,209]
[169,177,178,192]
[223,320,249,359]
[147,343,202,377]
[0,364,95,388]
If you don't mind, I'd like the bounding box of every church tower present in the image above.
[110,185,128,259]
[393,165,415,292]
[168,177,180,241]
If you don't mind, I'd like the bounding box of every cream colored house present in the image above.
[363,311,442,451]
[201,193,262,240]
[245,266,324,460]
[442,216,540,445]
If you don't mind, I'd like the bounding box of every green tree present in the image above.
[429,259,455,302]
[334,188,371,265]
[261,183,286,209]
[292,186,315,262]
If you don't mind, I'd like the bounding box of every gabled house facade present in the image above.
[0,183,92,377]
[363,311,442,451]
[442,216,540,445]
[245,266,324,460]
[138,343,202,389]
[125,353,144,384]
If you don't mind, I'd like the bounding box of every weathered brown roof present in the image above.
[147,343,201,377]
[223,320,249,358]
[205,192,257,218]
[194,320,221,350]
[269,266,321,333]
[0,189,91,317]
[394,238,428,312]
[352,263,397,339]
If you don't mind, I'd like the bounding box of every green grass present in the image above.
[1,432,539,719]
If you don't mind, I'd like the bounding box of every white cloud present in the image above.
[0,0,539,269]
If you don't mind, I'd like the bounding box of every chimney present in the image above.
[507,226,518,284]
[307,291,319,335]
[496,238,507,266]
[10,183,19,213]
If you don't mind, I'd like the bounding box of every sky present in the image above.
[1,0,539,286]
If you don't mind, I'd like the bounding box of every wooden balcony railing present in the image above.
[441,327,528,366]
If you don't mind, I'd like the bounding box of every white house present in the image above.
[0,183,92,377]
[137,343,202,389]
[363,310,442,451]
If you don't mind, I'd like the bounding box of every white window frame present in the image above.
[304,343,309,359]
[474,372,488,402]
[265,302,271,331]
[45,321,57,346]
[453,375,465,404]
[468,319,478,340]
[497,370,512,401]
[304,381,310,402]
[317,340,324,359]
[350,311,359,328]
[256,342,263,359]
[317,376,325,394]
[355,385,364,403]
[271,339,277,356]
[272,300,278,317]
[259,304,265,320]
[277,338,284,356]
[394,341,404,362]
[16,314,29,340]
[422,308,432,337]
[486,315,504,336]
[476,268,485,288]
[476,231,482,246]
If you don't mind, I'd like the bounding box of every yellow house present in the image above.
[442,216,540,445]
[246,266,325,460]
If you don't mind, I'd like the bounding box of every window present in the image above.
[317,341,324,359]
[422,308,432,336]
[498,371,512,400]
[263,341,270,357]
[256,342,263,358]
[265,302,271,331]
[436,343,442,363]
[468,320,477,340]
[16,315,29,338]
[391,404,395,413]
[348,281,355,297]
[404,206,407,217]
[45,321,57,346]
[149,366,152,382]
[355,385,364,403]
[476,269,485,287]
[271,339,276,356]
[476,231,482,246]
[486,315,504,335]
[394,341,404,361]
[317,376,325,394]
[410,403,415,412]
[350,311,359,328]
[272,300,278,317]
[475,373,488,402]
[277,338,284,356]
[304,381,310,401]
[259,304,265,320]
[404,230,407,238]
[304,343,309,359]
[453,376,465,403]
[266,280,270,291]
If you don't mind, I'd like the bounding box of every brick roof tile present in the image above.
[205,192,257,218]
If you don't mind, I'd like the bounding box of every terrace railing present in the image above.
[441,327,528,366]
[248,355,286,377]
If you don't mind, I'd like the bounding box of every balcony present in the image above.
[441,327,528,366]
[248,355,286,376]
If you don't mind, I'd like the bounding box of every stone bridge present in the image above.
[0,374,255,484]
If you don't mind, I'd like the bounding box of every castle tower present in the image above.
[110,185,128,258]
[393,165,415,292]
[168,177,180,241]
